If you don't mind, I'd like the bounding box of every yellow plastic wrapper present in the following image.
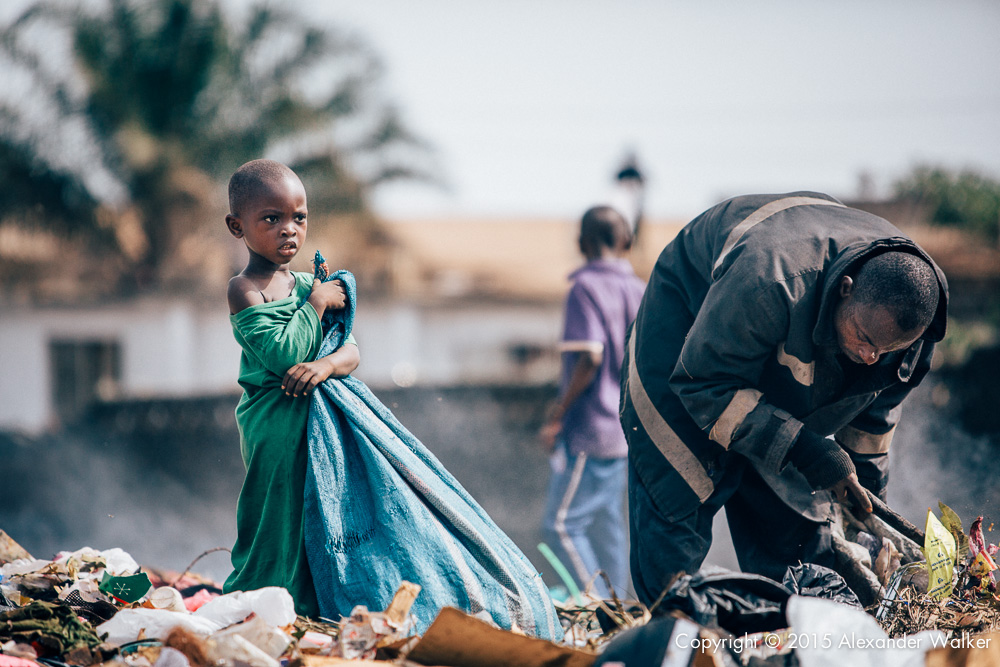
[924,509,957,600]
[970,551,998,579]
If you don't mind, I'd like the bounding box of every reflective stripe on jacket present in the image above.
[623,191,948,519]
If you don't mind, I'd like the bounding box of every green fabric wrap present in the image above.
[223,271,324,617]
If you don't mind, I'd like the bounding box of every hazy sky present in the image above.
[2,0,998,220]
[310,0,1000,220]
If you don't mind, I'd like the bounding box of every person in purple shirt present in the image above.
[539,205,647,599]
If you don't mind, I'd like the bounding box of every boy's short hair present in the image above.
[228,159,298,216]
[580,205,632,251]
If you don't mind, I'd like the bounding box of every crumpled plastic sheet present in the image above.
[336,604,413,660]
[654,563,866,638]
[151,647,190,667]
[787,595,944,667]
[591,615,688,666]
[1,548,139,580]
[211,615,290,659]
[207,634,278,667]
[1,547,146,616]
[655,567,792,635]
[783,563,863,609]
[96,587,296,646]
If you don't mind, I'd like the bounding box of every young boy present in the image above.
[223,158,359,617]
[222,160,559,637]
[539,205,646,599]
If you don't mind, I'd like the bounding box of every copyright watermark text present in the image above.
[673,631,992,654]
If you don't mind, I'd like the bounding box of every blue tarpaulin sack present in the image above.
[302,256,559,639]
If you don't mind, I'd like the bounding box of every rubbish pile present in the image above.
[3,508,1000,667]
[875,506,1000,639]
[0,531,593,667]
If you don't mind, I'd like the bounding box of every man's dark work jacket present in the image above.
[622,192,949,522]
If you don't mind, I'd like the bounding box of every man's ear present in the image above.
[226,214,244,239]
[579,235,599,260]
[838,275,854,299]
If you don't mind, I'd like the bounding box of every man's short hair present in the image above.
[851,251,939,333]
[228,159,296,217]
[580,205,632,251]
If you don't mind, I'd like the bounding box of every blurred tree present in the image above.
[0,129,106,243]
[0,0,434,292]
[892,165,1000,244]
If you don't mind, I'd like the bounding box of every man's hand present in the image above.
[283,359,334,398]
[828,472,873,514]
[538,417,562,451]
[538,349,600,453]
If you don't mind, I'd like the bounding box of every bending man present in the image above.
[620,191,948,605]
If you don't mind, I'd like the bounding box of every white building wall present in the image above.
[0,317,52,433]
[0,297,562,434]
[351,301,424,386]
[193,308,248,394]
[0,299,243,433]
[351,301,562,388]
[124,303,189,395]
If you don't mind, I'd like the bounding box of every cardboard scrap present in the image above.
[405,607,595,667]
[302,658,387,667]
[384,581,421,627]
[0,530,32,564]
[925,631,1000,667]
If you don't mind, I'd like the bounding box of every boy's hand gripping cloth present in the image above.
[302,254,559,638]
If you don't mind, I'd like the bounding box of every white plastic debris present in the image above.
[297,630,334,653]
[97,608,221,645]
[52,547,140,576]
[0,559,52,578]
[338,606,380,660]
[57,579,104,604]
[786,595,945,667]
[196,587,296,628]
[1,546,142,598]
[151,646,190,667]
[207,634,279,667]
[97,586,296,646]
[148,587,187,613]
[661,617,702,667]
[211,615,291,659]
[90,548,142,576]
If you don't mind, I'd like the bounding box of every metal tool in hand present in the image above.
[865,489,925,545]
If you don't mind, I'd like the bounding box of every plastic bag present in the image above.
[97,587,295,646]
[211,615,290,659]
[923,509,956,600]
[207,634,278,667]
[787,595,943,667]
[194,587,295,628]
[782,563,862,608]
[653,567,791,635]
[592,615,689,667]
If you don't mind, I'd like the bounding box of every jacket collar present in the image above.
[813,238,949,347]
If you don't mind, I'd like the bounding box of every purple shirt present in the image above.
[559,259,646,458]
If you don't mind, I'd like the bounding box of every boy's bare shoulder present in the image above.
[228,275,265,314]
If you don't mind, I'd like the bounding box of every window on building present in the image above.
[50,339,121,425]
